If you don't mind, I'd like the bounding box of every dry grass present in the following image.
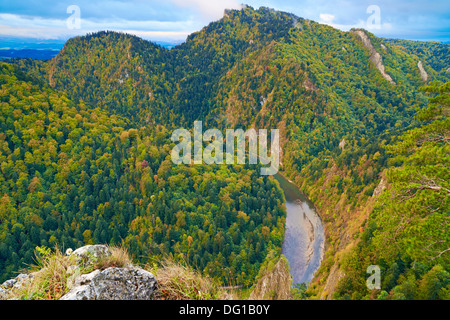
[150,258,234,300]
[7,247,78,300]
[3,245,133,300]
[93,245,132,270]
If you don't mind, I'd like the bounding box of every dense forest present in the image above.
[0,62,286,286]
[326,82,450,299]
[2,6,449,298]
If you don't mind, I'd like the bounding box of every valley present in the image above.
[1,5,449,300]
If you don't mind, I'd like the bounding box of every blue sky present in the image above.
[0,0,449,46]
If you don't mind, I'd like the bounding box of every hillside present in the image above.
[0,62,286,288]
[4,5,450,299]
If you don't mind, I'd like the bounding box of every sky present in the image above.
[0,0,449,49]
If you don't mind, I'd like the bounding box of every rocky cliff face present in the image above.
[417,60,429,82]
[352,30,396,85]
[249,257,292,300]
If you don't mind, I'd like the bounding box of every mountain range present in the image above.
[1,5,449,299]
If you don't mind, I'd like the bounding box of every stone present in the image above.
[0,287,8,299]
[417,61,428,82]
[69,244,111,265]
[2,278,17,289]
[372,176,386,197]
[2,273,33,290]
[0,273,35,299]
[60,267,157,300]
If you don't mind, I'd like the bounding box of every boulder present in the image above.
[0,273,35,299]
[60,266,157,300]
[68,244,111,266]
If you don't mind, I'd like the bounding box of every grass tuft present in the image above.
[93,245,132,270]
[3,245,133,300]
[149,258,234,300]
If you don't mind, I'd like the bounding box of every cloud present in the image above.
[319,13,335,24]
[170,0,243,20]
[0,1,204,41]
[0,0,449,42]
[0,12,195,41]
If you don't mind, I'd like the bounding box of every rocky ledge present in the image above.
[0,245,157,300]
[60,266,156,300]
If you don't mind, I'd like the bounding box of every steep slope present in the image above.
[0,62,286,286]
[15,32,176,124]
[385,38,450,81]
[329,82,450,300]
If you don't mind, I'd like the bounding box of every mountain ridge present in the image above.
[3,5,450,299]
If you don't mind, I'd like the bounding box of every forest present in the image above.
[0,62,286,286]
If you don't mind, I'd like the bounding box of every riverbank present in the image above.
[273,172,325,286]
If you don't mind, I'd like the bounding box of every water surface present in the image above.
[274,173,325,285]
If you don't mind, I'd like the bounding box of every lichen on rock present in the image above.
[60,266,157,300]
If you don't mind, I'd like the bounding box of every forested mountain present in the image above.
[325,82,450,300]
[3,5,450,299]
[385,39,450,78]
[0,62,286,286]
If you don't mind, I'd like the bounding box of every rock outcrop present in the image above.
[0,273,34,299]
[321,261,345,300]
[352,30,395,85]
[417,61,428,82]
[68,244,112,265]
[60,266,157,300]
[1,245,157,300]
[61,245,156,300]
[372,176,387,198]
[338,139,346,151]
[249,257,292,300]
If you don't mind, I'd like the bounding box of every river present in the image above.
[274,173,325,286]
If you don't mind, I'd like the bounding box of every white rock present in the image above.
[60,267,157,300]
[71,245,111,265]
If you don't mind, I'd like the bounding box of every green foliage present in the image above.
[0,62,285,286]
[3,6,450,299]
[291,282,309,300]
[385,39,450,79]
[334,81,449,300]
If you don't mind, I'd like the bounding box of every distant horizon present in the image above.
[1,26,449,53]
[0,35,183,51]
[1,1,449,49]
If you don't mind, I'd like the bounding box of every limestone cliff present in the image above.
[249,256,292,300]
[417,60,429,82]
[352,30,396,85]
